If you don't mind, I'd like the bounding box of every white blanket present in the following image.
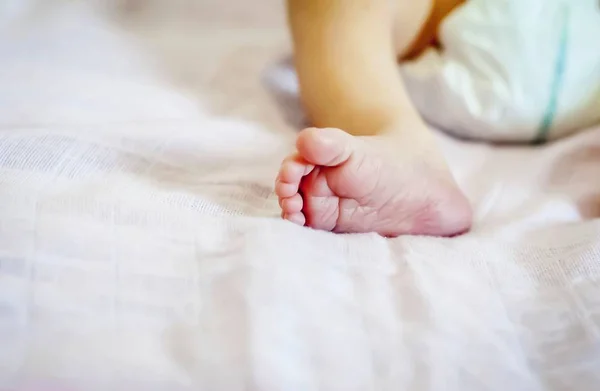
[1,2,600,390]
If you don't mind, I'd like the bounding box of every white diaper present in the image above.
[400,0,600,142]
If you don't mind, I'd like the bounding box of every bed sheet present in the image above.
[1,1,600,390]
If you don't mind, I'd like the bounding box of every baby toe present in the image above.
[281,193,304,213]
[280,154,314,182]
[284,212,306,226]
[275,180,298,198]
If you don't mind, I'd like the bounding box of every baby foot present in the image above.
[275,127,472,237]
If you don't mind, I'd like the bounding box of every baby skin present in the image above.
[275,0,472,236]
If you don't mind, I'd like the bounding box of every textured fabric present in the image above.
[1,1,600,390]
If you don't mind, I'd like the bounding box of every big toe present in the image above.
[296,128,354,167]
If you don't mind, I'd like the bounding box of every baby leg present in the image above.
[276,0,471,236]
